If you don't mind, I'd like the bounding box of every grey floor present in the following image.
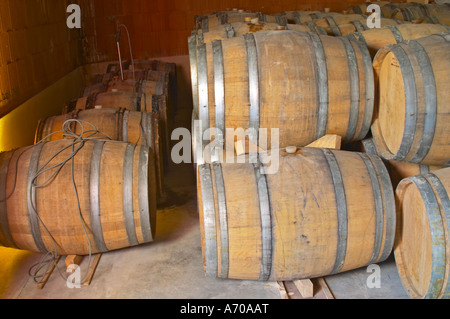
[5,160,409,300]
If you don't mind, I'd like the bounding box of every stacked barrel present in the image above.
[190,6,450,299]
[0,58,177,256]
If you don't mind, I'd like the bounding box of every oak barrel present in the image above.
[424,4,450,26]
[34,108,165,200]
[311,14,367,36]
[195,10,259,31]
[371,32,450,166]
[394,167,450,299]
[197,148,395,280]
[351,24,450,58]
[348,1,394,18]
[388,160,443,190]
[192,30,374,163]
[0,140,157,255]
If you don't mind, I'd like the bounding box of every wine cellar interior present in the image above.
[0,0,449,301]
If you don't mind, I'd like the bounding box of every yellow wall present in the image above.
[0,67,84,152]
[0,67,84,298]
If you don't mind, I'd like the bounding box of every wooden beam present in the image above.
[277,281,289,299]
[83,254,102,286]
[235,139,264,156]
[306,134,342,150]
[281,278,335,299]
[65,255,83,269]
[316,278,335,299]
[293,279,314,298]
[37,256,61,290]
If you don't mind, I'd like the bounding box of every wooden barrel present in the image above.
[424,4,450,26]
[197,148,395,280]
[190,22,326,46]
[391,3,438,23]
[348,1,394,18]
[75,91,166,114]
[372,32,450,166]
[388,160,443,189]
[285,11,342,25]
[259,13,288,26]
[350,24,449,58]
[324,18,404,37]
[394,167,450,299]
[90,69,169,87]
[311,14,368,36]
[74,92,170,164]
[0,140,157,255]
[34,108,165,200]
[195,10,260,32]
[193,30,374,163]
[107,60,176,79]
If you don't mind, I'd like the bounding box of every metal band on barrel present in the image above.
[340,37,360,142]
[212,40,225,155]
[408,175,446,299]
[244,33,260,138]
[308,33,329,140]
[27,143,47,253]
[199,164,217,277]
[197,43,209,164]
[408,40,437,163]
[212,162,229,278]
[390,44,418,160]
[368,154,396,263]
[90,141,108,252]
[122,109,129,142]
[253,160,272,281]
[325,16,342,36]
[322,149,348,275]
[138,147,153,243]
[425,173,450,298]
[123,144,139,246]
[355,38,375,141]
[358,153,385,265]
[351,20,367,33]
[188,35,199,116]
[387,25,404,44]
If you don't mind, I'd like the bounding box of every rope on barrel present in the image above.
[13,120,122,286]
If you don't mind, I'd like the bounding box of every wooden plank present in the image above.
[282,278,335,299]
[83,254,102,286]
[277,281,289,299]
[317,278,335,299]
[234,139,265,156]
[65,255,83,269]
[37,256,61,290]
[293,279,314,298]
[306,134,342,150]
